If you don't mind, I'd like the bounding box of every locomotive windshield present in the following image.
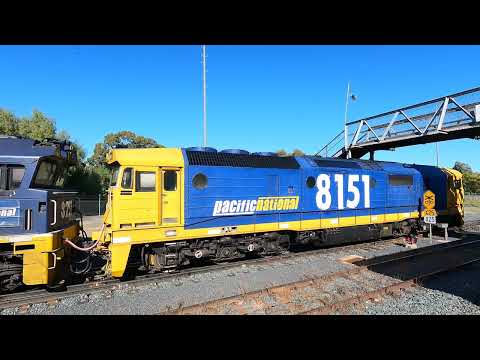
[110,165,120,187]
[31,158,69,189]
[0,164,25,192]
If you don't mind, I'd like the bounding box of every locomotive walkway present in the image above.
[318,87,480,159]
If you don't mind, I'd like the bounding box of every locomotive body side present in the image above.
[184,154,423,233]
[95,149,425,278]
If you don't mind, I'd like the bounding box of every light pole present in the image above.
[344,82,357,158]
[202,45,207,147]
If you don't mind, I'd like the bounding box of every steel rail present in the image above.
[2,222,474,312]
[0,238,400,310]
[165,234,480,315]
[301,254,480,315]
[299,237,480,314]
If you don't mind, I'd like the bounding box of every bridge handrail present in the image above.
[316,129,344,156]
[345,86,480,126]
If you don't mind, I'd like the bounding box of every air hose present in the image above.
[64,197,111,252]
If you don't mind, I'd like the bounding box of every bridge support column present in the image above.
[369,151,375,161]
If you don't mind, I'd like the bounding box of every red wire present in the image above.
[64,238,98,252]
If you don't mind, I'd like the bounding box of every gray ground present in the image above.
[465,206,480,226]
[3,211,480,315]
[358,262,480,315]
[1,235,473,315]
[81,215,103,237]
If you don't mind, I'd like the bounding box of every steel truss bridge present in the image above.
[318,87,480,159]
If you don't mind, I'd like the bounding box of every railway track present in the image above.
[165,234,480,315]
[0,237,402,311]
[1,223,476,313]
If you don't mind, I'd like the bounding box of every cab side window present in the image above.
[389,175,413,186]
[164,171,177,191]
[121,168,133,189]
[136,171,156,192]
[0,165,25,190]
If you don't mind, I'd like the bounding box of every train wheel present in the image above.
[0,273,23,293]
[46,279,67,292]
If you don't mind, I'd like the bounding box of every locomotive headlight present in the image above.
[165,230,177,237]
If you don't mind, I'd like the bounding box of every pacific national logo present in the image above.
[213,196,299,216]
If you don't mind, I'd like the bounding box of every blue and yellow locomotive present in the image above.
[1,140,465,291]
[92,147,461,278]
[0,136,80,291]
[412,165,464,226]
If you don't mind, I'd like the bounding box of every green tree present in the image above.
[463,172,480,193]
[276,149,288,157]
[64,166,104,195]
[87,131,163,194]
[55,129,86,163]
[453,161,473,174]
[0,109,19,136]
[88,131,162,168]
[452,161,480,193]
[17,109,56,141]
[291,149,305,157]
[276,149,305,157]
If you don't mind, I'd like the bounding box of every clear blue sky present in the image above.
[0,45,479,170]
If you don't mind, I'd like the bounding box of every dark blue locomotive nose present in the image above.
[0,137,78,236]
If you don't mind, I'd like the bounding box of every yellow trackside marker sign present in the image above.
[423,208,437,217]
[423,190,435,210]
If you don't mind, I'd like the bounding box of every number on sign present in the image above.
[315,174,370,210]
[424,216,436,224]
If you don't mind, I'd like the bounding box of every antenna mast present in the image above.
[202,45,207,147]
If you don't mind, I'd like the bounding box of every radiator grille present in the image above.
[186,151,300,169]
[310,157,384,170]
[312,158,362,169]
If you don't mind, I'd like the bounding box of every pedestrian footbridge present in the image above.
[318,87,480,159]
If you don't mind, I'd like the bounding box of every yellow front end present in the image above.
[92,147,186,278]
[442,168,464,225]
[1,222,79,286]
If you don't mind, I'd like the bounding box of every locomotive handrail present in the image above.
[46,248,62,270]
[50,200,57,226]
[48,253,57,270]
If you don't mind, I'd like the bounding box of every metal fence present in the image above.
[465,193,480,201]
[76,195,107,216]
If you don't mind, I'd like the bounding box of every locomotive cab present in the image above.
[93,148,185,277]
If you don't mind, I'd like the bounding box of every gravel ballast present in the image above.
[4,233,480,315]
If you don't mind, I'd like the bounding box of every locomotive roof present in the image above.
[107,147,184,167]
[107,146,421,172]
[0,137,61,158]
